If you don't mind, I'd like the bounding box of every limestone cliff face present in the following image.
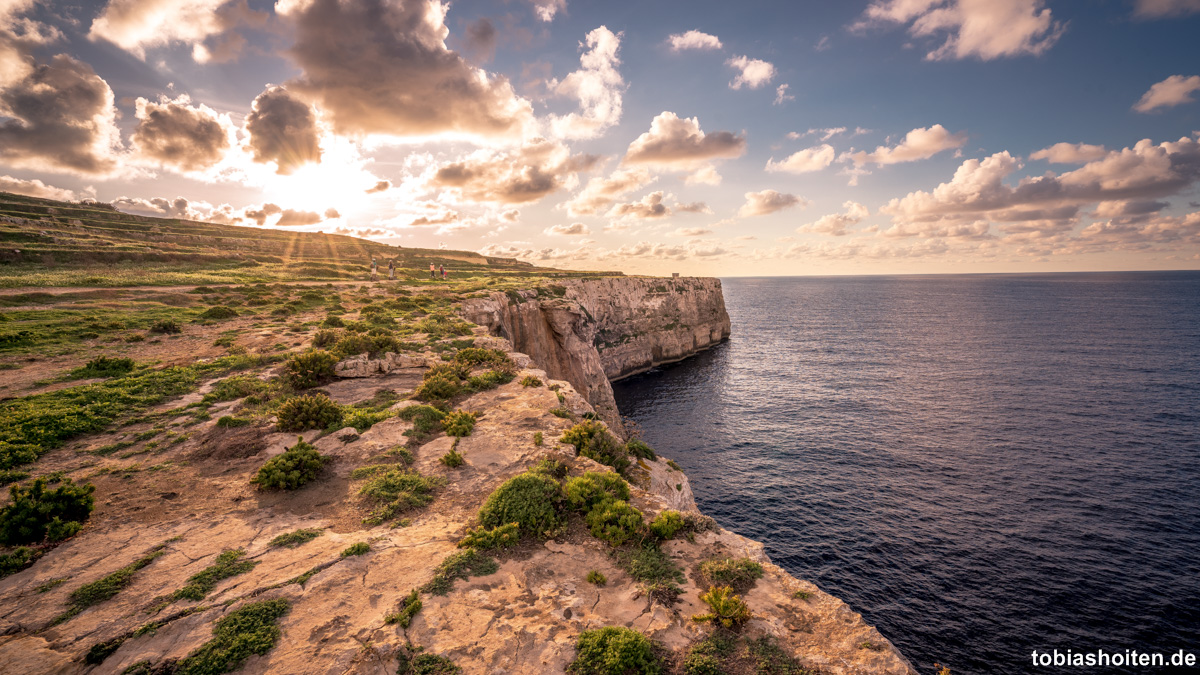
[460,277,731,428]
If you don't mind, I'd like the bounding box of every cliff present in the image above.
[460,277,731,430]
[0,277,915,675]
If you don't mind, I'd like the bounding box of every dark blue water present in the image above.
[613,273,1200,674]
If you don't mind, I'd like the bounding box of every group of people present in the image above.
[369,258,449,281]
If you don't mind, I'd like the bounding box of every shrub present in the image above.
[149,320,181,334]
[560,420,606,451]
[520,376,543,387]
[397,647,461,675]
[533,431,544,446]
[172,549,257,601]
[453,348,516,373]
[59,549,164,621]
[331,333,403,359]
[198,306,238,320]
[564,472,631,512]
[426,362,471,380]
[341,542,370,557]
[465,369,515,392]
[586,570,607,586]
[0,477,94,545]
[398,405,447,441]
[277,394,343,432]
[682,632,736,675]
[530,457,567,479]
[569,626,660,675]
[648,510,685,540]
[458,522,519,550]
[442,411,477,437]
[745,636,808,674]
[385,589,422,627]
[421,549,499,595]
[477,472,564,538]
[71,357,135,379]
[619,545,685,605]
[580,431,631,475]
[321,315,344,328]
[175,598,289,675]
[269,528,323,548]
[340,408,394,433]
[693,586,751,629]
[440,446,464,468]
[312,328,341,348]
[0,546,42,578]
[84,638,125,665]
[203,374,269,403]
[216,415,253,428]
[252,439,326,490]
[626,439,656,461]
[283,350,338,389]
[358,469,445,524]
[414,373,461,401]
[698,557,764,592]
[585,499,644,548]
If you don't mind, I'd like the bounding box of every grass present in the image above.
[586,570,607,586]
[171,549,257,602]
[268,528,323,548]
[698,557,764,592]
[341,542,371,557]
[617,544,685,605]
[421,549,499,595]
[384,589,422,628]
[56,548,165,623]
[174,598,290,675]
[358,469,446,525]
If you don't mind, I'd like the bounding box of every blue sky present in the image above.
[2,0,1199,275]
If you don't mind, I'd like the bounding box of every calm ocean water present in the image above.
[612,272,1200,674]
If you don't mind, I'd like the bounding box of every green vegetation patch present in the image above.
[693,586,752,629]
[384,589,422,628]
[341,541,370,557]
[358,469,445,525]
[617,545,686,605]
[421,549,499,596]
[282,350,338,389]
[69,356,136,379]
[251,438,327,490]
[457,522,519,550]
[0,545,43,578]
[586,570,607,586]
[58,548,165,622]
[172,549,257,602]
[697,557,764,593]
[397,644,462,675]
[647,510,686,541]
[560,421,631,474]
[441,410,477,437]
[569,626,661,675]
[268,528,323,549]
[584,499,644,548]
[198,306,239,320]
[477,471,564,538]
[276,393,343,432]
[0,477,94,545]
[175,598,290,675]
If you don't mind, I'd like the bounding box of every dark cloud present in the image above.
[366,180,392,194]
[0,54,120,174]
[463,18,497,63]
[276,208,324,226]
[607,191,670,219]
[245,86,321,174]
[430,138,599,204]
[244,202,282,225]
[324,207,340,219]
[280,0,532,138]
[132,96,230,171]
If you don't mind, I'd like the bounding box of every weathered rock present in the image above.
[333,352,432,378]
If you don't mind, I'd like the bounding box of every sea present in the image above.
[611,272,1200,675]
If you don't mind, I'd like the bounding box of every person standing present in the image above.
[439,264,445,280]
[388,260,395,280]
[429,262,436,279]
[371,257,377,280]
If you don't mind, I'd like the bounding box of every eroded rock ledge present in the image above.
[460,277,732,428]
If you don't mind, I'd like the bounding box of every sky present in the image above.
[2,0,1200,276]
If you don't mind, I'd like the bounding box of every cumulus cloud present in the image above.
[881,137,1200,238]
[564,167,655,216]
[546,222,590,235]
[0,175,79,201]
[529,0,566,21]
[1030,143,1108,164]
[739,190,808,217]
[131,94,232,172]
[774,84,794,105]
[671,227,713,237]
[668,30,722,51]
[1133,0,1200,17]
[548,26,625,140]
[727,55,776,89]
[279,0,533,139]
[607,191,670,219]
[88,0,266,63]
[275,209,325,226]
[244,86,322,175]
[1133,75,1200,112]
[324,208,340,219]
[334,225,392,238]
[623,111,746,170]
[0,53,122,174]
[766,144,836,174]
[112,195,239,224]
[853,0,1064,61]
[431,137,599,205]
[676,201,713,214]
[845,124,967,166]
[243,202,281,225]
[366,180,392,194]
[798,201,869,236]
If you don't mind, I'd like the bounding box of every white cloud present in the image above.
[607,191,670,219]
[774,84,794,105]
[853,0,1064,61]
[0,175,80,201]
[766,144,836,174]
[798,201,869,236]
[668,30,722,51]
[546,222,590,235]
[1133,75,1200,113]
[623,111,746,169]
[671,227,713,237]
[845,124,967,166]
[1030,142,1108,164]
[1133,0,1200,18]
[430,138,599,205]
[89,0,228,60]
[564,166,655,216]
[548,26,626,139]
[529,0,566,22]
[726,55,776,90]
[739,189,808,217]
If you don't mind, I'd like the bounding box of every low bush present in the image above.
[414,373,461,402]
[560,422,631,474]
[312,328,340,348]
[477,471,564,538]
[564,471,631,512]
[340,407,394,433]
[358,469,445,524]
[693,586,751,629]
[453,348,516,373]
[398,404,447,442]
[458,522,519,550]
[625,439,656,461]
[619,545,685,604]
[251,438,327,490]
[385,589,422,628]
[216,415,253,428]
[681,632,736,675]
[440,446,465,468]
[175,598,289,675]
[530,457,567,479]
[172,549,257,601]
[585,499,644,548]
[321,315,344,328]
[465,369,515,392]
[0,546,42,578]
[586,570,607,586]
[442,411,477,437]
[560,420,606,450]
[330,333,404,359]
[198,306,238,320]
[697,557,764,592]
[341,542,370,557]
[149,320,181,334]
[203,374,269,403]
[519,375,543,387]
[277,394,343,432]
[70,357,135,379]
[268,528,323,548]
[569,626,660,675]
[0,477,94,545]
[282,350,338,389]
[397,645,461,675]
[59,548,165,622]
[648,510,686,540]
[421,549,499,595]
